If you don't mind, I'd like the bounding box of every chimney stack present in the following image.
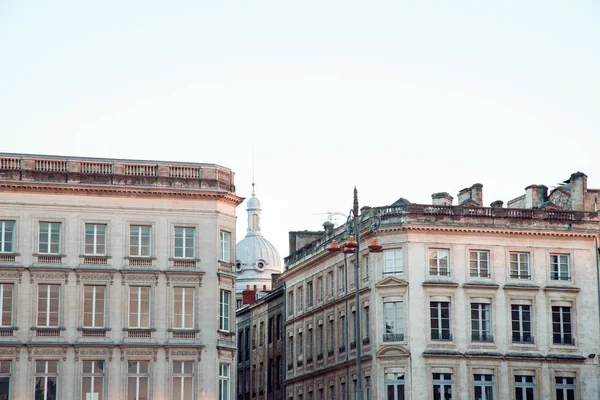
[432,192,453,206]
[458,184,483,206]
[525,185,548,208]
[569,172,587,211]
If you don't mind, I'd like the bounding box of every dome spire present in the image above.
[246,183,262,236]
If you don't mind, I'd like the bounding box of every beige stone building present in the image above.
[282,173,600,400]
[0,153,241,400]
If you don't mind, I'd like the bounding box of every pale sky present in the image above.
[1,1,599,261]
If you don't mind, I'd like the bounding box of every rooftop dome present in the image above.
[235,185,282,293]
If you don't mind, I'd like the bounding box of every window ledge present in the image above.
[123,328,156,332]
[168,328,201,333]
[77,327,111,331]
[503,284,540,290]
[0,252,20,256]
[32,253,66,257]
[169,258,201,262]
[124,256,156,260]
[462,282,499,289]
[218,330,235,336]
[31,326,66,331]
[79,255,111,259]
[422,280,459,287]
[543,285,580,292]
[218,260,233,266]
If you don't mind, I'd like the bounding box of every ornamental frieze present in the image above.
[75,347,111,361]
[30,271,69,284]
[0,347,19,360]
[122,273,159,286]
[76,272,114,285]
[166,348,200,361]
[0,270,22,283]
[29,347,67,361]
[121,347,158,361]
[166,275,201,286]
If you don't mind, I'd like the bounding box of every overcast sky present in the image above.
[1,1,599,262]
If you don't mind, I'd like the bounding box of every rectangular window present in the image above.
[37,284,60,327]
[338,266,345,292]
[83,285,106,328]
[259,321,264,346]
[364,305,370,340]
[220,290,230,331]
[471,303,492,342]
[328,271,334,297]
[317,277,323,301]
[0,284,13,327]
[307,282,313,307]
[174,227,195,258]
[39,222,61,254]
[383,301,404,341]
[276,314,282,341]
[511,304,533,343]
[329,385,335,400]
[308,327,313,358]
[268,318,273,344]
[220,231,231,263]
[551,255,570,281]
[85,223,107,255]
[365,376,371,400]
[555,376,576,400]
[318,324,323,355]
[0,361,10,400]
[430,301,451,341]
[339,316,346,352]
[341,382,347,400]
[174,287,194,329]
[0,221,15,253]
[514,375,535,400]
[173,361,193,400]
[82,360,104,400]
[510,252,530,280]
[297,287,303,312]
[474,374,494,400]
[129,225,151,257]
[127,361,149,400]
[552,306,574,345]
[298,332,303,357]
[429,249,450,277]
[252,325,257,349]
[288,292,294,314]
[35,360,58,400]
[128,286,150,328]
[433,373,453,400]
[328,320,334,353]
[363,255,370,280]
[383,249,403,276]
[470,251,490,278]
[385,372,405,400]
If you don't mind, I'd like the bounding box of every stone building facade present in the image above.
[281,172,600,400]
[0,153,241,400]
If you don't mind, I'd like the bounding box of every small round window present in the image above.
[236,262,242,270]
[257,262,264,269]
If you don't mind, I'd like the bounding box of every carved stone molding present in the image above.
[76,272,114,285]
[217,348,233,361]
[121,347,158,362]
[0,270,22,283]
[30,271,69,284]
[0,347,19,361]
[122,273,159,286]
[74,347,109,361]
[28,347,67,361]
[166,275,201,287]
[166,348,200,361]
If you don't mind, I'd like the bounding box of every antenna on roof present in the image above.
[252,148,255,195]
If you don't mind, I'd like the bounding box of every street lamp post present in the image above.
[327,188,382,400]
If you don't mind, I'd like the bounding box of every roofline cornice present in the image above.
[383,224,599,238]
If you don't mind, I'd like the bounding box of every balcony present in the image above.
[471,333,494,343]
[127,257,154,267]
[34,254,63,265]
[512,334,535,344]
[0,328,15,337]
[33,327,63,337]
[171,259,198,269]
[81,255,110,266]
[124,328,155,339]
[383,333,405,342]
[553,336,575,346]
[0,254,17,264]
[431,331,452,341]
[79,328,109,338]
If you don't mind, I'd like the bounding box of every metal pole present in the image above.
[353,188,363,400]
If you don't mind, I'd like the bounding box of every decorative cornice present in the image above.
[380,225,598,238]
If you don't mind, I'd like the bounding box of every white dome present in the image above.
[247,195,261,210]
[235,235,281,292]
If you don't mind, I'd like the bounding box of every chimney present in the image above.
[242,287,257,305]
[263,285,267,291]
[458,184,483,206]
[432,192,453,206]
[525,185,548,208]
[457,187,471,205]
[323,221,334,235]
[569,172,587,211]
[490,200,504,208]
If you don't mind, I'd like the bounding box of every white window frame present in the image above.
[172,361,194,400]
[81,360,105,400]
[38,222,61,255]
[383,301,404,341]
[473,374,494,400]
[127,360,150,400]
[219,363,230,400]
[0,283,13,327]
[469,250,490,278]
[385,372,405,400]
[0,221,15,253]
[429,249,450,277]
[128,286,151,328]
[174,227,195,259]
[510,252,531,280]
[297,287,303,312]
[514,375,535,400]
[430,301,451,341]
[85,223,107,256]
[37,284,61,327]
[83,285,106,328]
[432,373,453,400]
[554,376,576,400]
[35,360,59,400]
[551,305,574,345]
[0,360,10,400]
[220,231,231,263]
[550,254,571,281]
[129,225,152,257]
[219,290,231,332]
[471,302,492,342]
[173,287,195,330]
[383,249,403,277]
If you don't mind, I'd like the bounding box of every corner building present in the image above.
[282,172,600,400]
[0,153,241,400]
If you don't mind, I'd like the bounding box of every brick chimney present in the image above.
[242,284,257,305]
[569,172,587,211]
[432,192,453,206]
[458,184,483,206]
[525,185,548,208]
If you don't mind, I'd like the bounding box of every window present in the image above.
[0,284,13,327]
[471,303,492,342]
[383,249,402,276]
[339,315,346,352]
[82,360,104,400]
[252,325,257,349]
[174,227,195,258]
[365,376,371,400]
[308,327,313,359]
[470,251,490,278]
[130,225,151,257]
[268,318,273,344]
[338,266,345,292]
[298,332,303,358]
[220,231,231,262]
[174,287,194,329]
[328,271,334,297]
[430,301,451,340]
[317,277,323,301]
[474,374,494,400]
[383,301,404,341]
[259,321,264,346]
[385,372,405,400]
[0,221,15,253]
[39,222,61,254]
[552,306,574,345]
[514,375,535,400]
[329,385,335,400]
[328,320,334,354]
[433,373,453,400]
[363,255,370,280]
[511,304,533,343]
[83,286,106,328]
[364,305,370,341]
[288,292,294,314]
[128,286,150,328]
[318,324,323,355]
[173,361,193,400]
[510,252,530,279]
[236,299,242,310]
[288,336,294,365]
[37,284,60,327]
[0,361,9,400]
[551,255,570,281]
[555,376,576,400]
[219,290,231,331]
[429,249,450,277]
[85,223,107,255]
[127,361,149,400]
[341,382,347,400]
[297,287,303,312]
[307,282,313,307]
[276,314,282,341]
[35,360,58,400]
